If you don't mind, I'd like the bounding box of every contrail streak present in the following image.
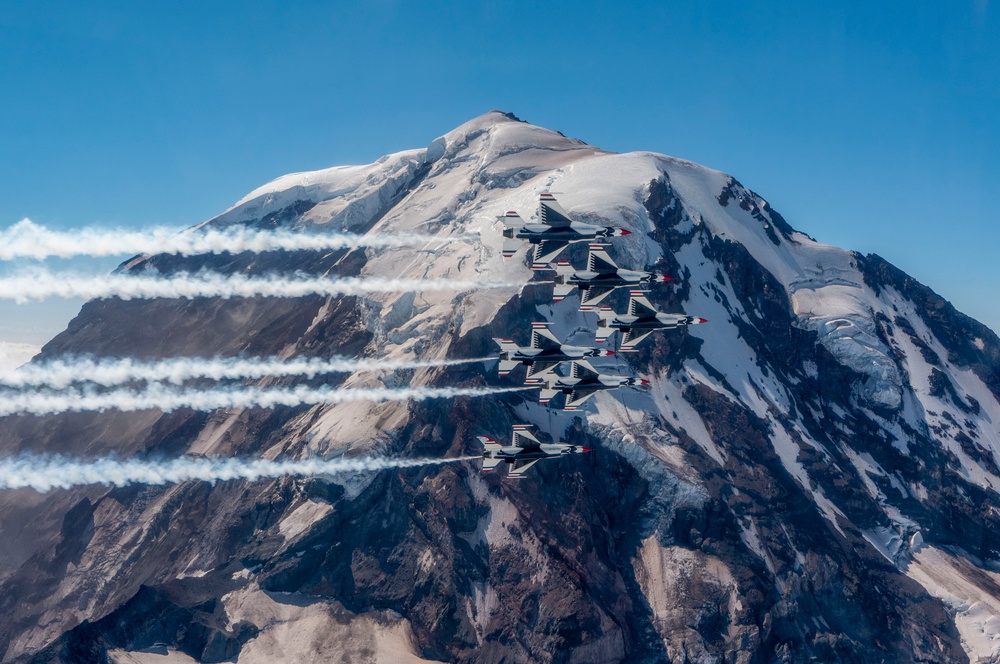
[0,269,522,303]
[0,219,454,261]
[2,355,495,389]
[0,384,532,416]
[0,453,479,493]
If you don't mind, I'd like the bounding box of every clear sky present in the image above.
[0,0,997,346]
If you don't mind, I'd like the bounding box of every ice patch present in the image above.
[905,545,1000,663]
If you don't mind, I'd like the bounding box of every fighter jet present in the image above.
[538,359,650,411]
[478,424,591,478]
[551,244,672,310]
[501,193,631,269]
[494,322,614,382]
[596,290,708,352]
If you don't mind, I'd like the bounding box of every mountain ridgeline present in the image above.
[1,111,999,663]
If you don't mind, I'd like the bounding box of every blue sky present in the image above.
[1,1,997,344]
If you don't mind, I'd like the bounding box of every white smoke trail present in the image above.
[1,355,495,389]
[0,218,454,261]
[0,383,531,417]
[0,269,522,304]
[0,453,479,493]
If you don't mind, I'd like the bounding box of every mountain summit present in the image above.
[1,111,999,663]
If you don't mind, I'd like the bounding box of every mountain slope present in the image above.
[0,111,998,663]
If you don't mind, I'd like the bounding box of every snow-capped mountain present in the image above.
[0,111,998,663]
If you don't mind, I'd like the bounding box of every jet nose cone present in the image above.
[639,379,651,386]
[599,349,615,356]
[620,229,632,236]
[656,275,674,283]
[696,318,709,324]
[581,447,593,453]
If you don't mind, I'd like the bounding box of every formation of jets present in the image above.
[480,194,707,477]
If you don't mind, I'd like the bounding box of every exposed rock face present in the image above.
[1,112,999,663]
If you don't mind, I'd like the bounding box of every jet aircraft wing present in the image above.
[620,328,655,351]
[539,194,572,226]
[507,458,541,478]
[627,292,659,317]
[579,285,616,309]
[564,388,600,411]
[511,425,542,449]
[526,359,564,380]
[587,244,619,272]
[532,239,569,267]
[529,323,563,350]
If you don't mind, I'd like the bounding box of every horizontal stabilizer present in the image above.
[502,238,523,259]
[594,319,614,343]
[477,436,503,453]
[482,457,503,472]
[539,387,559,404]
[596,305,617,321]
[502,211,525,229]
[497,359,519,376]
[552,284,575,302]
[493,338,519,353]
[549,260,575,275]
